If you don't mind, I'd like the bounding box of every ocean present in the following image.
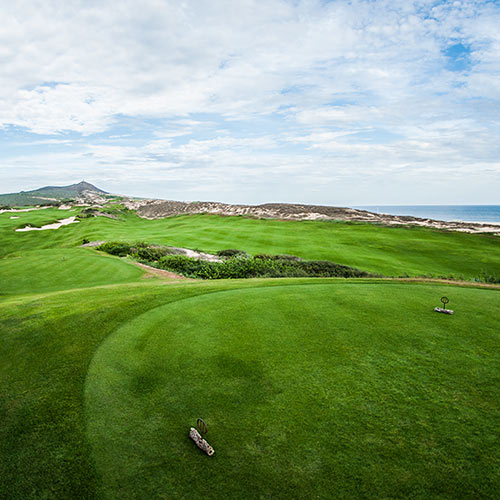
[353,205,500,224]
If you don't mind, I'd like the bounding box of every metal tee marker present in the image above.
[434,296,454,315]
[197,418,208,439]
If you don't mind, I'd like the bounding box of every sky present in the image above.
[1,0,499,206]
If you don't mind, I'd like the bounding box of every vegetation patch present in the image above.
[475,270,500,284]
[97,241,373,279]
[156,254,372,279]
[216,248,249,258]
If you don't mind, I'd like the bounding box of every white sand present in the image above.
[182,248,222,262]
[0,206,51,214]
[15,217,80,232]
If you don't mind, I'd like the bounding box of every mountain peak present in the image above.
[73,181,107,193]
[0,181,109,206]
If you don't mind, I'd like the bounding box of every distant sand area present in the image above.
[15,217,80,232]
[0,206,51,214]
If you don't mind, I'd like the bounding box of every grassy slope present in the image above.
[1,209,146,294]
[0,248,145,295]
[1,280,499,500]
[2,209,500,281]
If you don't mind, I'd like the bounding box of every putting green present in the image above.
[85,283,500,499]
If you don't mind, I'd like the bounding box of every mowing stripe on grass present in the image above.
[85,282,500,500]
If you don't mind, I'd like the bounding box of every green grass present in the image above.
[2,209,500,279]
[0,248,145,295]
[1,204,500,499]
[1,280,499,499]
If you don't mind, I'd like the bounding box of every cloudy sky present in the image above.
[1,0,499,205]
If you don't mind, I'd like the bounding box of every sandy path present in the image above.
[134,262,192,281]
[168,246,222,262]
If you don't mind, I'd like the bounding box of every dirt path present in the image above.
[134,262,193,281]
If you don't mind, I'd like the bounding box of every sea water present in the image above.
[353,206,500,223]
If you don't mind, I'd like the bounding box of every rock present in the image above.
[434,307,454,315]
[189,427,215,456]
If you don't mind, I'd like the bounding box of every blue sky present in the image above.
[1,0,499,205]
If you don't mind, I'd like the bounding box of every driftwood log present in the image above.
[434,307,454,315]
[189,427,215,456]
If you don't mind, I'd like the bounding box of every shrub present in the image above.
[133,246,171,262]
[254,253,300,261]
[477,271,500,284]
[157,255,372,280]
[97,242,131,257]
[97,241,375,280]
[216,249,249,258]
[157,255,210,277]
[296,260,369,278]
[273,254,301,261]
[254,253,273,260]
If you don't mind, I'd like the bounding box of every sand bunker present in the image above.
[0,206,51,214]
[16,217,80,232]
[167,246,222,262]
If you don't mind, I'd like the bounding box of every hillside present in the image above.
[135,199,500,233]
[2,182,500,233]
[0,181,108,206]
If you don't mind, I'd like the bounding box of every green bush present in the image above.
[97,242,131,257]
[133,246,172,262]
[156,255,372,280]
[254,253,301,261]
[97,241,374,280]
[296,260,366,277]
[216,249,249,258]
[97,241,177,261]
[477,271,500,284]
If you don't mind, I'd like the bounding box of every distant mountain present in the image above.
[0,181,108,206]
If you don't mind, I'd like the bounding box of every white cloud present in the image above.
[0,0,499,203]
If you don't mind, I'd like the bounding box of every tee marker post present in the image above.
[434,296,454,314]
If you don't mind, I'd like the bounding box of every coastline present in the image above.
[354,205,500,225]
